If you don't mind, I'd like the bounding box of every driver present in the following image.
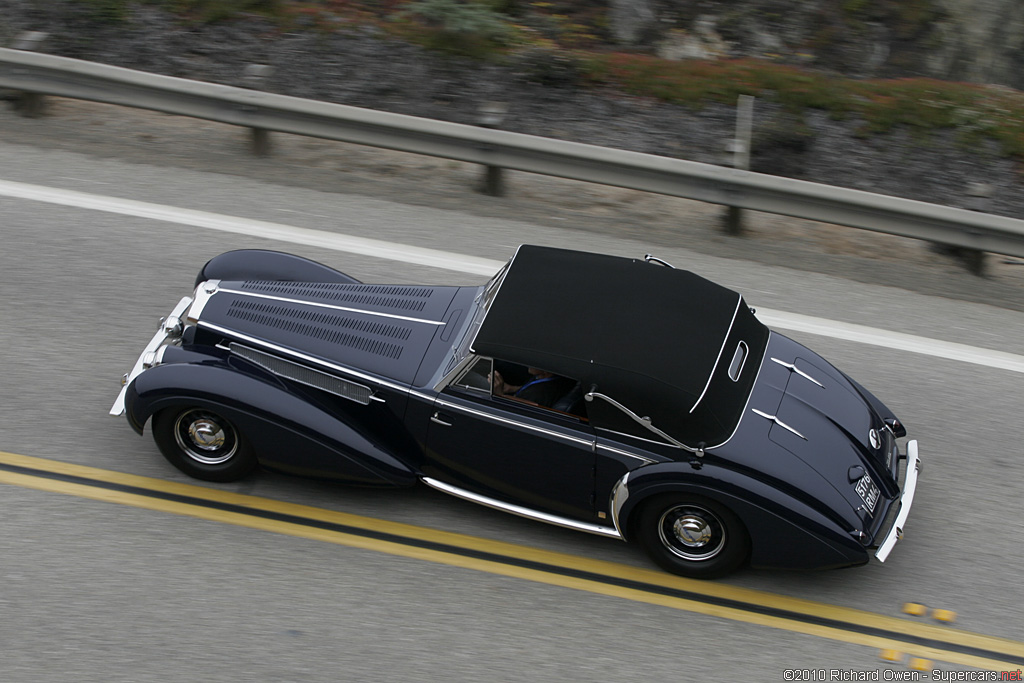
[492,366,575,408]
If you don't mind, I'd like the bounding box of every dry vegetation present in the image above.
[70,0,1024,159]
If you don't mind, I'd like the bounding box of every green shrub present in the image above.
[399,0,515,57]
[582,53,1024,158]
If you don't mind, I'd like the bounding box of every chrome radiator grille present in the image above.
[230,343,374,405]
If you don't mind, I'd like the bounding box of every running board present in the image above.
[421,477,623,540]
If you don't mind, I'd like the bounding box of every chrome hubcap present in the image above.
[657,504,726,562]
[188,420,225,451]
[173,410,238,466]
[672,515,712,547]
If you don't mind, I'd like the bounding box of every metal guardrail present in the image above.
[3,46,1024,264]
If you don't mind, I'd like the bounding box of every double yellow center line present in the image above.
[1,450,1021,671]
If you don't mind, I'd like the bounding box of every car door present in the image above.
[422,357,597,522]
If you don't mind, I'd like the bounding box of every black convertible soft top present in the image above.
[473,245,769,446]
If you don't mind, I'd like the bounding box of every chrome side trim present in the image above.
[609,471,631,538]
[596,443,658,464]
[216,286,446,326]
[434,398,593,448]
[770,357,824,388]
[197,321,413,395]
[689,294,742,414]
[109,295,193,417]
[875,440,920,562]
[422,477,622,540]
[752,408,807,440]
[230,342,374,405]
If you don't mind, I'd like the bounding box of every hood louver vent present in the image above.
[240,281,434,313]
[199,281,462,385]
[226,299,411,360]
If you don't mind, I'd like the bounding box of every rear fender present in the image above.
[126,360,416,486]
[615,463,868,570]
[194,249,361,287]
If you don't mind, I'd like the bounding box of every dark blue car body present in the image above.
[112,246,920,578]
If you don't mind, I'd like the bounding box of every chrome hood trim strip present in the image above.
[771,357,824,388]
[751,408,807,440]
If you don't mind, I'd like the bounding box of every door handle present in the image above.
[430,412,453,427]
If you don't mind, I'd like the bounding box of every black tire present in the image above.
[634,494,750,579]
[151,407,257,482]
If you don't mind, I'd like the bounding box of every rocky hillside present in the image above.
[611,0,1024,90]
[1,0,1022,223]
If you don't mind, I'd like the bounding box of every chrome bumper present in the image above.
[109,296,193,417]
[874,439,920,562]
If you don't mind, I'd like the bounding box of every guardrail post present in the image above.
[11,32,49,117]
[722,95,754,236]
[931,183,992,275]
[962,183,991,276]
[477,102,508,196]
[243,64,274,157]
[962,247,986,276]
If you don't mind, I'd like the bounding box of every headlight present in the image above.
[162,315,184,338]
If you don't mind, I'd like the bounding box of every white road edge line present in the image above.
[757,310,1024,373]
[4,178,1024,374]
[0,179,500,276]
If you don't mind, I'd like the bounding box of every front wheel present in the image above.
[152,407,257,482]
[634,494,749,579]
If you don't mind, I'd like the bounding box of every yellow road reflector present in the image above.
[909,657,932,670]
[903,603,928,616]
[933,609,958,623]
[879,649,903,662]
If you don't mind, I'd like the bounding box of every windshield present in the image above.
[476,257,511,309]
[443,258,512,377]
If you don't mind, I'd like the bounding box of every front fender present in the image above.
[615,462,868,570]
[194,249,361,287]
[126,360,417,487]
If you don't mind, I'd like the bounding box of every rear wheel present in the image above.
[152,407,257,482]
[634,494,749,579]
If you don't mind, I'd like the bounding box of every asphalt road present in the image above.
[1,139,1023,682]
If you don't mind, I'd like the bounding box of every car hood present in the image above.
[189,279,461,385]
[720,333,897,529]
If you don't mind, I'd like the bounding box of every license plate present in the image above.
[856,474,880,513]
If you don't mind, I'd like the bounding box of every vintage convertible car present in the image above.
[111,245,920,578]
